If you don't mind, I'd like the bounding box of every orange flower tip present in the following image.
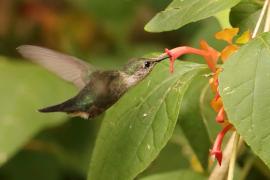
[216,108,225,123]
[216,115,224,123]
[211,98,223,112]
[210,149,223,166]
[221,44,239,62]
[215,28,239,44]
[199,40,208,48]
[199,40,220,72]
[236,30,251,44]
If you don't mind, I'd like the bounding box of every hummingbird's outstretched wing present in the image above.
[17,45,95,89]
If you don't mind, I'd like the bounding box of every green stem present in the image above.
[264,0,270,32]
[227,132,240,180]
[252,0,269,38]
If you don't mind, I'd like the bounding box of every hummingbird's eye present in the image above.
[144,61,151,69]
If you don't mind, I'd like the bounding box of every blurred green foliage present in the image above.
[0,0,270,180]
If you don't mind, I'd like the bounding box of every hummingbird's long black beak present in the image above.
[141,53,170,62]
[154,53,170,62]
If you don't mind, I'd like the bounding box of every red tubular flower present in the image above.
[164,46,209,73]
[216,107,225,123]
[164,41,219,73]
[210,124,233,165]
[199,40,220,72]
[214,92,220,101]
[214,28,239,44]
[164,29,244,168]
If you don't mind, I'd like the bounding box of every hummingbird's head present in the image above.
[123,57,166,79]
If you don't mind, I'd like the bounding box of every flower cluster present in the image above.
[209,28,250,165]
[164,28,251,166]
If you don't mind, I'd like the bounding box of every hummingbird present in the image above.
[17,45,168,119]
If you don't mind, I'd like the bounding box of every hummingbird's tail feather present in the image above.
[38,98,78,113]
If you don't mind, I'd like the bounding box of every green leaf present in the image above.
[215,9,232,28]
[139,169,206,180]
[219,32,270,168]
[0,58,76,166]
[230,0,263,33]
[178,70,211,170]
[0,151,62,180]
[200,86,220,140]
[88,61,207,180]
[138,140,189,177]
[145,0,241,32]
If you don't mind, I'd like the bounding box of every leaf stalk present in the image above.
[227,132,240,180]
[253,0,269,38]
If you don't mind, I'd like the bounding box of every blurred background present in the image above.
[2,0,266,180]
[0,0,226,66]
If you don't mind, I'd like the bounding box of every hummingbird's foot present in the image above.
[69,111,89,119]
